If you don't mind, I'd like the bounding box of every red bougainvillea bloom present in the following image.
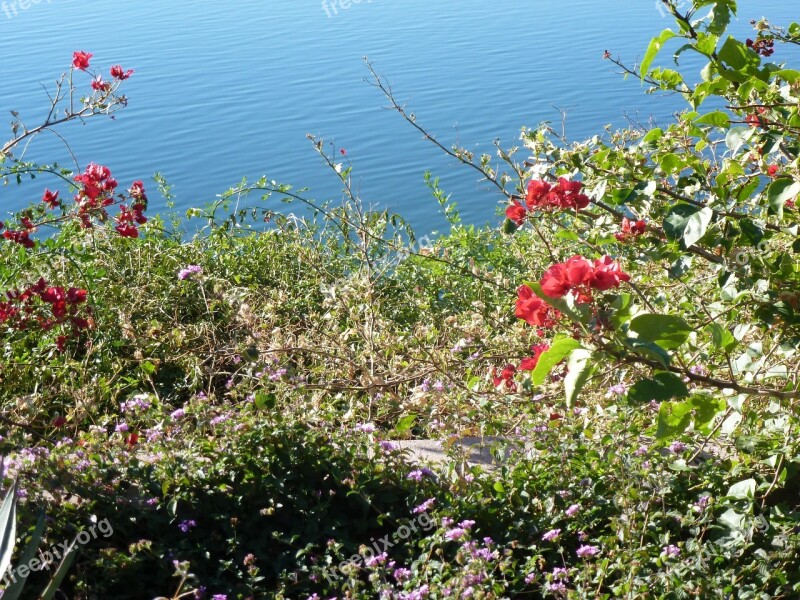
[67,288,88,304]
[129,180,148,202]
[91,77,111,92]
[519,343,550,371]
[493,364,517,391]
[615,217,647,241]
[540,255,629,300]
[506,200,527,226]
[525,178,590,211]
[590,255,631,291]
[72,51,93,71]
[2,230,35,248]
[767,165,779,178]
[110,65,134,80]
[516,285,560,327]
[42,189,61,209]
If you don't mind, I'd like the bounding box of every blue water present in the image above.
[1,0,797,234]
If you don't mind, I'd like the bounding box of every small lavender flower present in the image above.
[552,567,569,581]
[445,528,467,541]
[211,595,226,600]
[524,572,537,584]
[210,414,229,426]
[565,504,580,517]
[356,423,376,433]
[114,422,129,433]
[365,552,388,567]
[547,581,567,594]
[542,528,561,542]
[696,495,711,510]
[380,441,399,452]
[178,519,197,533]
[178,265,203,280]
[576,544,600,558]
[413,498,436,514]
[170,408,186,421]
[459,519,476,530]
[394,567,412,582]
[669,441,687,454]
[432,381,445,392]
[407,468,434,482]
[662,544,681,558]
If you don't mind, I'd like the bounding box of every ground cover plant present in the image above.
[1,1,800,597]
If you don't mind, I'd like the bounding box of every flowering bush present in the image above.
[1,2,800,598]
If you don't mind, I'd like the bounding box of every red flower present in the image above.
[540,255,629,300]
[505,200,527,226]
[767,164,779,178]
[540,263,572,298]
[42,189,61,208]
[515,285,559,327]
[493,364,517,391]
[52,415,67,427]
[72,51,93,71]
[125,432,139,447]
[3,230,35,248]
[110,65,134,80]
[91,77,111,92]
[615,217,647,241]
[129,180,148,202]
[590,255,630,291]
[67,288,88,304]
[526,180,552,208]
[115,223,139,238]
[519,343,550,371]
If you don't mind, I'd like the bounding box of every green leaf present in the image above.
[706,323,736,351]
[395,414,417,434]
[531,337,583,386]
[659,153,685,175]
[39,537,79,600]
[624,339,671,368]
[683,207,714,247]
[690,394,728,434]
[628,372,689,403]
[694,110,729,127]
[254,391,276,410]
[564,349,594,408]
[630,314,692,350]
[766,178,800,219]
[3,511,46,600]
[727,478,756,500]
[641,29,678,80]
[656,400,693,438]
[0,481,17,582]
[773,69,800,84]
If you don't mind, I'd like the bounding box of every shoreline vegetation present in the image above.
[1,2,800,598]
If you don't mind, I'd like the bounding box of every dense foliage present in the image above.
[1,1,799,598]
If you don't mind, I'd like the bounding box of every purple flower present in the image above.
[212,596,227,600]
[380,441,399,452]
[394,567,412,582]
[552,567,568,580]
[669,441,687,454]
[445,528,467,541]
[576,544,600,558]
[547,581,567,594]
[356,423,376,433]
[459,520,475,530]
[365,552,388,567]
[608,383,627,395]
[413,498,436,514]
[565,504,580,517]
[170,408,186,421]
[178,519,197,533]
[114,422,129,433]
[178,265,203,280]
[407,468,434,482]
[542,528,561,542]
[662,544,681,558]
[524,572,537,584]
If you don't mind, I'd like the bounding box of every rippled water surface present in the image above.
[1,0,796,232]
